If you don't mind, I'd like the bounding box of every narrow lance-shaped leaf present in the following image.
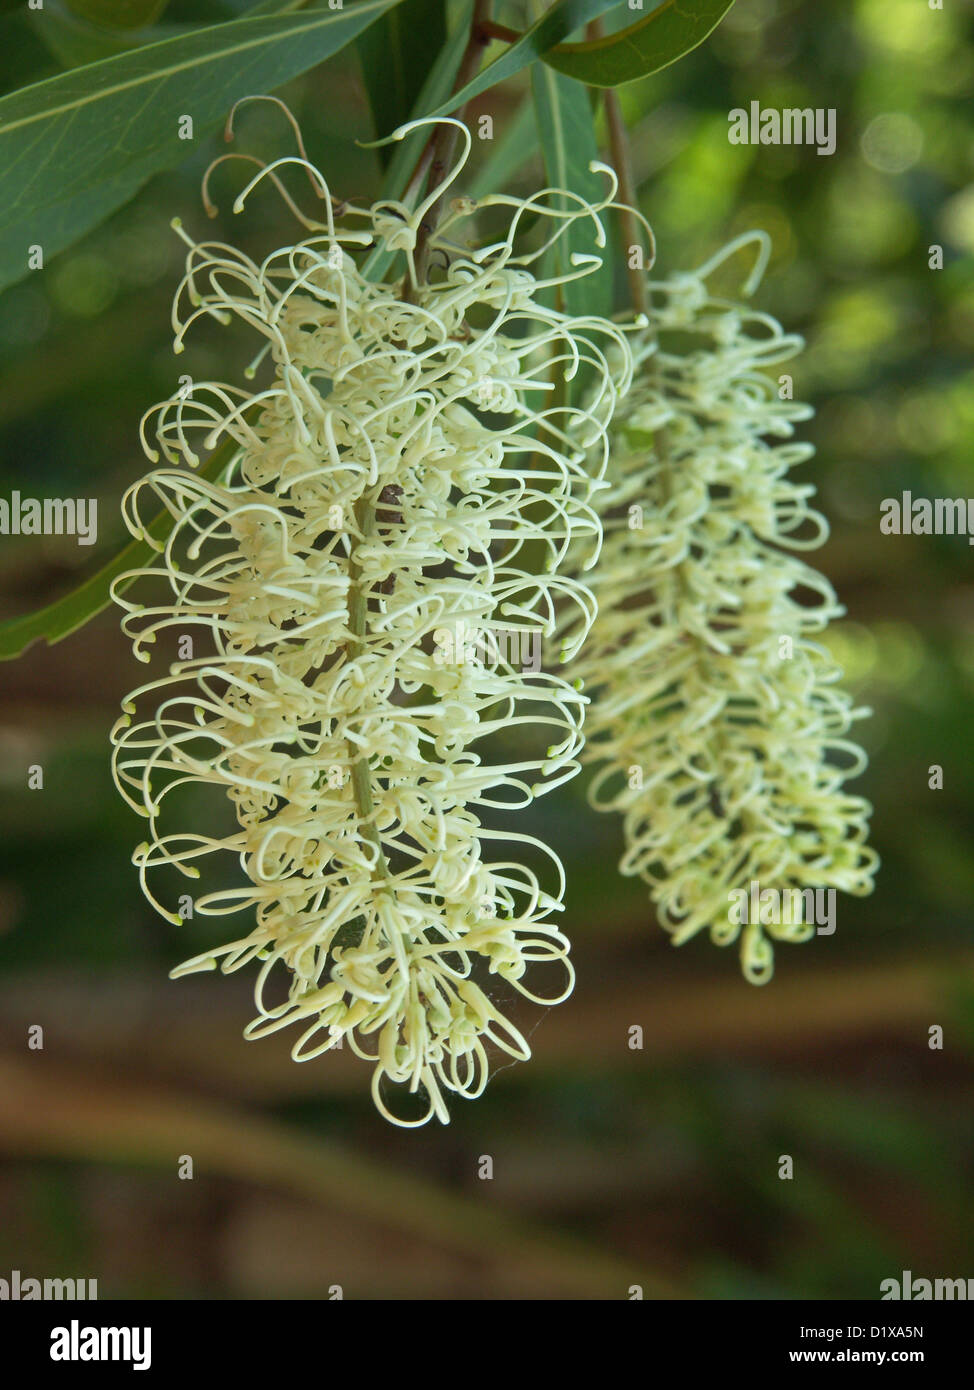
[0,0,402,294]
[531,64,612,323]
[543,0,736,87]
[357,0,446,164]
[31,0,307,71]
[0,437,238,661]
[464,99,534,200]
[359,0,472,283]
[422,0,623,117]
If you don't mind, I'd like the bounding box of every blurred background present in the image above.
[1,0,973,1299]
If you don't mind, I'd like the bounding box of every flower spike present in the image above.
[562,241,878,983]
[112,109,633,1125]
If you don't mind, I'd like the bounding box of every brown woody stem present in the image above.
[589,18,649,318]
[408,0,493,293]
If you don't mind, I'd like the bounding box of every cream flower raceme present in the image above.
[110,112,632,1125]
[564,234,878,983]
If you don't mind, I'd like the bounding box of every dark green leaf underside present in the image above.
[357,0,446,161]
[543,0,736,87]
[424,0,622,117]
[0,438,237,660]
[0,0,400,293]
[531,64,612,323]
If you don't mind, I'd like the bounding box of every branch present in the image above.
[409,0,493,290]
[590,17,649,317]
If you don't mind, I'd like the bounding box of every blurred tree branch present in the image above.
[0,1054,678,1298]
[0,952,964,1101]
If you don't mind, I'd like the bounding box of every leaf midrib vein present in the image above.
[0,1,390,138]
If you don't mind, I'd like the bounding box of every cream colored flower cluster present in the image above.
[565,236,878,983]
[111,119,632,1125]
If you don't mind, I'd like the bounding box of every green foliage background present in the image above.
[0,0,972,1298]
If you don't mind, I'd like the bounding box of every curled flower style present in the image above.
[563,234,878,983]
[110,106,633,1125]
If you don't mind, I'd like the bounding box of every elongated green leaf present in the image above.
[359,0,471,283]
[0,439,238,661]
[357,0,446,163]
[375,0,471,192]
[33,1,304,69]
[0,0,400,294]
[543,0,735,86]
[530,65,611,322]
[465,100,534,200]
[423,0,622,118]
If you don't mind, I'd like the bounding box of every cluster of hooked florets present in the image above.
[111,118,632,1124]
[565,236,878,982]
